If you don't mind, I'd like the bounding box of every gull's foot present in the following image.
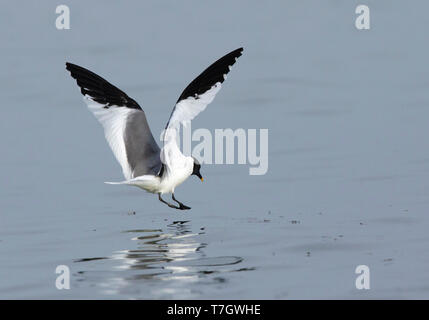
[171,193,191,210]
[179,203,191,210]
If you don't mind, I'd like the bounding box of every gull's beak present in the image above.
[200,177,204,182]
[194,171,203,181]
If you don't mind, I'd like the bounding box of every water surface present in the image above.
[1,1,429,299]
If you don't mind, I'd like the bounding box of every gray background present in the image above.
[1,0,429,299]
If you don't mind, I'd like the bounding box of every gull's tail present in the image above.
[104,175,160,192]
[104,181,128,185]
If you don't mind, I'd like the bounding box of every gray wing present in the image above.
[66,62,161,179]
[124,111,161,177]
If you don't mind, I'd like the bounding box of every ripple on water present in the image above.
[73,221,252,298]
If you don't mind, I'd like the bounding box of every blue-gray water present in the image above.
[2,0,429,299]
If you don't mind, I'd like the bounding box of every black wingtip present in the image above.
[229,47,244,57]
[176,47,244,103]
[233,47,244,56]
[65,62,74,71]
[65,62,141,110]
[65,62,82,76]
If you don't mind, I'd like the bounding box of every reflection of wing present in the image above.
[162,48,244,164]
[66,63,161,179]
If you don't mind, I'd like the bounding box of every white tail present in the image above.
[104,181,128,185]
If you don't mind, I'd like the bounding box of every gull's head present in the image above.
[191,158,203,182]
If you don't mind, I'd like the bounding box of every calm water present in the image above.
[2,1,429,299]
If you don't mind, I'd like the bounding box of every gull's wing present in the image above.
[162,48,243,162]
[66,63,161,180]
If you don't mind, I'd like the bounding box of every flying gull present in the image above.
[65,48,243,210]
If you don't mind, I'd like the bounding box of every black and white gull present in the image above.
[66,48,243,210]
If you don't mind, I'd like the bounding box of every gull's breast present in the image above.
[159,164,193,194]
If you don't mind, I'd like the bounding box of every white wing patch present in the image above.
[84,96,135,180]
[163,82,222,145]
[162,82,222,170]
[161,48,242,171]
[168,83,221,129]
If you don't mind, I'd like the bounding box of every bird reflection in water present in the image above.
[75,221,247,298]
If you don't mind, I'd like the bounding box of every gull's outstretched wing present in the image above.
[66,63,161,180]
[162,48,243,163]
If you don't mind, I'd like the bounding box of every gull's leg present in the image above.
[172,193,191,210]
[158,193,180,210]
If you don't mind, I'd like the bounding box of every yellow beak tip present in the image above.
[201,178,204,182]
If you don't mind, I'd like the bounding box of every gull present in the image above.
[65,48,243,210]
